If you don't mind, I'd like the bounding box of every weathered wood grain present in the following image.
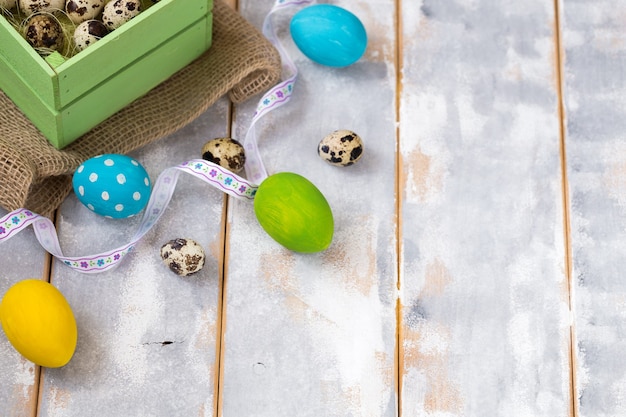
[34,99,231,417]
[0,215,47,417]
[398,0,572,415]
[561,1,626,415]
[8,1,626,415]
[220,1,398,416]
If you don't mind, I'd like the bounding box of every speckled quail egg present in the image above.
[73,19,107,51]
[160,238,206,277]
[201,138,246,173]
[65,0,104,24]
[19,0,64,15]
[102,0,141,30]
[318,130,364,166]
[0,0,17,10]
[23,13,65,51]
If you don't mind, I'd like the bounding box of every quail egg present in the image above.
[102,0,141,30]
[318,130,364,167]
[201,138,246,173]
[160,238,206,277]
[65,0,104,24]
[23,13,65,51]
[19,0,64,15]
[73,19,107,51]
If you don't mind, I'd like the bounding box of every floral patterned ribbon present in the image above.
[243,0,315,184]
[0,0,312,273]
[0,160,256,273]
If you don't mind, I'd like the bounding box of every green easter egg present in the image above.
[254,172,334,253]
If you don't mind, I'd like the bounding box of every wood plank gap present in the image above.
[33,366,44,417]
[214,99,236,417]
[42,209,58,283]
[33,208,59,416]
[395,297,403,417]
[215,3,236,413]
[552,0,578,416]
[394,0,404,416]
[214,194,229,417]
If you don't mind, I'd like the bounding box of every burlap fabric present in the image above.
[0,0,281,218]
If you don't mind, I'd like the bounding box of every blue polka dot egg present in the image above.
[72,154,151,218]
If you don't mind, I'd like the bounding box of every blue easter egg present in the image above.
[290,4,367,67]
[72,154,152,219]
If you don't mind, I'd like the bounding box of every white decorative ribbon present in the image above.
[0,0,313,273]
[0,160,256,273]
[243,0,315,184]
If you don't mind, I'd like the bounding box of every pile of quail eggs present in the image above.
[0,0,154,57]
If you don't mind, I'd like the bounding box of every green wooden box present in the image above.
[0,0,213,149]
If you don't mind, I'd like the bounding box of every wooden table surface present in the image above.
[2,0,625,415]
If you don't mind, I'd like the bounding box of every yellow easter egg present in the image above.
[254,172,334,253]
[0,279,77,368]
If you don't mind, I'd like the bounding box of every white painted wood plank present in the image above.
[561,1,626,415]
[221,1,398,416]
[399,0,572,415]
[36,100,231,416]
[0,211,48,417]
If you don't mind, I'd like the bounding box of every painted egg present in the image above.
[23,13,65,51]
[65,0,105,24]
[0,279,77,368]
[254,172,333,253]
[72,154,151,218]
[73,19,108,51]
[201,138,246,173]
[290,4,367,67]
[102,0,141,30]
[160,238,206,276]
[318,130,364,166]
[19,0,64,15]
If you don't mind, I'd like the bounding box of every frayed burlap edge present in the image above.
[0,0,281,218]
